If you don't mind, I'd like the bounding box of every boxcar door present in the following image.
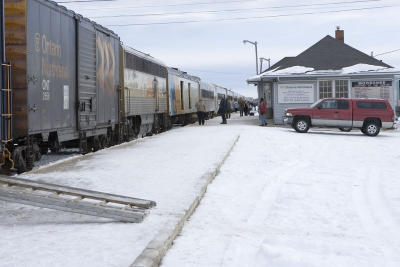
[78,21,97,131]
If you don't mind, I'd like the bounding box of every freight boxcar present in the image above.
[199,81,215,118]
[167,67,200,124]
[120,46,169,138]
[2,0,120,171]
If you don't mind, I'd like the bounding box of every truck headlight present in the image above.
[286,112,293,117]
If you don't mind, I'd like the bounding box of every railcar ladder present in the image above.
[0,176,156,223]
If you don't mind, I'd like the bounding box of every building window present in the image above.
[319,80,332,99]
[335,80,349,98]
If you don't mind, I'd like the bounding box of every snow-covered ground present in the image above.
[162,119,400,267]
[0,116,244,267]
[1,113,400,267]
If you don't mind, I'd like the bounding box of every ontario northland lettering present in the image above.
[35,33,69,80]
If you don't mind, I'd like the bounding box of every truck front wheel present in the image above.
[362,121,380,136]
[294,118,310,133]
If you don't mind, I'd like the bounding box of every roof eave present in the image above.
[247,70,400,83]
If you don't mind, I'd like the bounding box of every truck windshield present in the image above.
[310,99,323,108]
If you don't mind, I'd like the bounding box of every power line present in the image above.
[91,0,383,19]
[183,68,247,75]
[59,0,255,10]
[106,5,396,26]
[375,48,400,57]
[57,0,116,2]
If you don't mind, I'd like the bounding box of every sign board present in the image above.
[351,80,393,101]
[278,84,314,103]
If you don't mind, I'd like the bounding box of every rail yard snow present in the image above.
[1,114,400,267]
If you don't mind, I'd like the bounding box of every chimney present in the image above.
[335,26,344,43]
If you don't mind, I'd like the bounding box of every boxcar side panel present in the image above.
[78,20,96,131]
[95,30,119,127]
[27,0,76,135]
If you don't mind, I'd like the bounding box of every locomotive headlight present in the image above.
[286,112,293,117]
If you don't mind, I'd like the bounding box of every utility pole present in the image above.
[260,57,270,73]
[243,40,259,74]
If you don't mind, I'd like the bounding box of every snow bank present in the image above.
[267,66,314,75]
[342,63,391,74]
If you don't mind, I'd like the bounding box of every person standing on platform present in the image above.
[226,98,232,119]
[195,99,206,125]
[218,95,227,124]
[259,98,267,126]
[244,101,249,116]
[239,98,244,116]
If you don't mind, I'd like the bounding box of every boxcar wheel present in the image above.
[12,147,27,174]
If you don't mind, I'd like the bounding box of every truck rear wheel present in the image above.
[362,121,380,136]
[294,118,310,133]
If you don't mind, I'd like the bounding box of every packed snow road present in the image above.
[162,118,400,267]
[1,113,399,267]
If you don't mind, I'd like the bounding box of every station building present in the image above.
[247,29,400,124]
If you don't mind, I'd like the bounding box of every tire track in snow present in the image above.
[219,158,313,267]
[353,166,400,266]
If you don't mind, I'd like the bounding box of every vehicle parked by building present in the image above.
[284,98,395,136]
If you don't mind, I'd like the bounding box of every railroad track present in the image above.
[0,176,156,223]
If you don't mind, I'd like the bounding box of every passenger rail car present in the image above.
[120,46,169,138]
[227,89,235,111]
[167,67,200,125]
[213,84,227,112]
[199,81,216,118]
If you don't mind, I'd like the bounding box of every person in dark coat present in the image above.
[218,95,227,124]
[226,98,232,119]
[244,101,249,116]
[259,97,267,126]
[238,98,244,116]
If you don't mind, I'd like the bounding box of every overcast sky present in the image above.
[56,0,400,97]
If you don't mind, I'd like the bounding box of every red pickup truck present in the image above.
[283,98,395,136]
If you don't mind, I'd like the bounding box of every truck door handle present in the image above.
[334,111,339,113]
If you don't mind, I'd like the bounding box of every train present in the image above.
[0,0,246,172]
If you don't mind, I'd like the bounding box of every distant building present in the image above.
[247,28,400,124]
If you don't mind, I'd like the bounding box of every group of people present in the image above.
[238,98,252,117]
[195,96,268,126]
